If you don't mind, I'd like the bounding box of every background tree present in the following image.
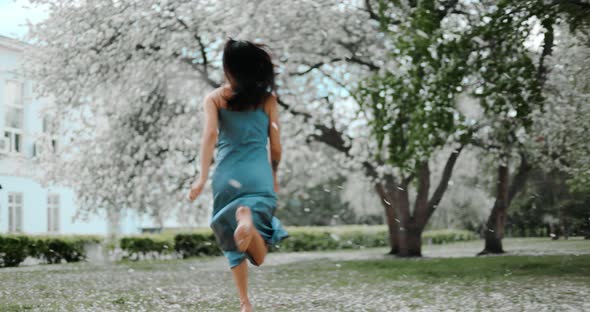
[469,1,548,255]
[470,0,590,254]
[355,0,479,256]
[532,24,590,194]
[27,0,378,228]
[27,0,590,257]
[527,23,590,240]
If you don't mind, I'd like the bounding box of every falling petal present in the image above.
[508,109,517,118]
[228,179,242,189]
[416,30,428,38]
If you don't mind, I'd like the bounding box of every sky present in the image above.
[0,0,48,39]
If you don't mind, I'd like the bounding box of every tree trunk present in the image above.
[376,180,422,257]
[479,164,509,255]
[374,148,463,258]
[405,220,423,257]
[562,212,569,240]
[479,152,532,255]
[395,185,411,256]
[375,179,399,255]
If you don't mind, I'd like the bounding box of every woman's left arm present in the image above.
[188,95,219,202]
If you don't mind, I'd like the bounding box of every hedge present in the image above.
[0,235,102,267]
[174,233,222,258]
[0,236,29,267]
[271,227,388,252]
[422,229,477,245]
[119,234,174,260]
[0,228,477,267]
[116,226,477,258]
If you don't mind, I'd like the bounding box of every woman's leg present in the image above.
[231,206,268,312]
[231,259,253,312]
[235,206,268,265]
[247,228,267,266]
[234,206,254,252]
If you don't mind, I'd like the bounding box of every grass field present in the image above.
[1,238,588,311]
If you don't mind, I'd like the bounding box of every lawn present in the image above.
[0,238,588,311]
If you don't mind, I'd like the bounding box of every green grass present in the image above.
[1,238,589,311]
[336,254,589,280]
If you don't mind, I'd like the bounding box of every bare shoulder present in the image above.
[204,86,231,109]
[263,92,279,113]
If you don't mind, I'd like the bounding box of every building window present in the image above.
[4,81,24,154]
[8,192,23,233]
[47,194,60,233]
[42,115,59,153]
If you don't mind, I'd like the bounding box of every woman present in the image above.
[188,39,289,312]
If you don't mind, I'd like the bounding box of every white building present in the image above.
[0,35,171,235]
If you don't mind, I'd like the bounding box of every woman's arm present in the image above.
[267,94,281,192]
[188,95,219,201]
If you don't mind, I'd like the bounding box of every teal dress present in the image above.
[209,106,289,268]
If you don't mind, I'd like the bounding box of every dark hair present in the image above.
[222,39,276,111]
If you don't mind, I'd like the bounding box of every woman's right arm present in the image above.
[267,94,281,192]
[188,94,219,202]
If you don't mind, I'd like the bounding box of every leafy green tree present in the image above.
[470,0,590,254]
[356,0,476,256]
[359,0,590,256]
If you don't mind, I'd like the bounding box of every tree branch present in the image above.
[364,0,380,21]
[436,0,460,20]
[336,40,381,71]
[289,58,343,76]
[174,14,213,82]
[347,56,380,71]
[536,16,555,87]
[414,162,431,227]
[426,145,464,219]
[507,152,533,205]
[550,0,590,10]
[470,137,502,150]
[402,173,415,187]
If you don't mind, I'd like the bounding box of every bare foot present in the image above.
[234,206,254,252]
[240,301,253,312]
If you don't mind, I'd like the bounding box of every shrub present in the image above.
[0,235,30,267]
[0,235,102,267]
[422,229,477,245]
[174,233,222,258]
[119,235,174,260]
[115,226,478,260]
[272,226,475,252]
[271,226,388,252]
[32,236,101,264]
